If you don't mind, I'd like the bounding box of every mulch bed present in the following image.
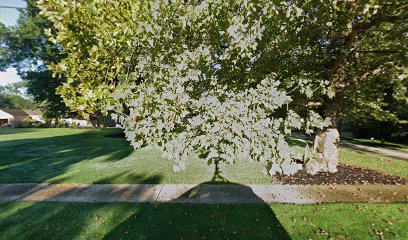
[275,164,408,185]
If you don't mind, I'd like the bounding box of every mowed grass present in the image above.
[0,128,271,184]
[0,202,406,240]
[1,128,407,184]
[1,129,407,240]
[339,148,408,178]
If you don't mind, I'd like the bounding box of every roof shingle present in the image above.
[0,108,29,117]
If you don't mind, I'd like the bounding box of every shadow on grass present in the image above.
[0,128,133,183]
[103,183,291,239]
[0,129,291,238]
[0,128,40,135]
[92,172,162,184]
[0,163,289,239]
[285,136,312,148]
[0,175,291,239]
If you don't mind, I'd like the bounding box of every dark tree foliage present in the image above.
[0,93,37,109]
[0,0,71,119]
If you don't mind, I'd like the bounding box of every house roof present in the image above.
[23,109,43,115]
[0,108,29,117]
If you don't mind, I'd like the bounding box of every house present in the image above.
[23,109,44,123]
[0,108,113,128]
[0,108,44,127]
[0,109,30,127]
[61,118,90,127]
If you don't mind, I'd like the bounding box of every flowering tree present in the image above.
[37,0,406,175]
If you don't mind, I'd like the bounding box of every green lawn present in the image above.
[339,148,408,178]
[1,128,407,184]
[1,128,407,239]
[0,128,272,184]
[0,202,406,240]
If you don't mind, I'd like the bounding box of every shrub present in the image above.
[16,118,32,128]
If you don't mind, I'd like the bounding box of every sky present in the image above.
[0,0,26,86]
[0,68,22,86]
[0,0,25,26]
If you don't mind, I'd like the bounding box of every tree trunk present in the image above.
[310,5,357,173]
[54,117,59,127]
[313,128,340,173]
[312,97,341,173]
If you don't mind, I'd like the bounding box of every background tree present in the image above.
[0,0,71,120]
[305,0,407,171]
[0,83,38,109]
[0,94,37,109]
[342,70,408,140]
[250,0,407,171]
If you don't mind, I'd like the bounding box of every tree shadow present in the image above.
[210,159,230,183]
[285,136,310,148]
[92,172,162,184]
[102,169,291,239]
[102,198,291,239]
[0,128,133,183]
[0,174,164,240]
[0,170,291,239]
[0,129,292,239]
[0,128,40,135]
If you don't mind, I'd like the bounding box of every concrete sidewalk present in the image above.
[342,142,408,160]
[1,183,407,204]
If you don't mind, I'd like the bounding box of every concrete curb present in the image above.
[0,183,407,204]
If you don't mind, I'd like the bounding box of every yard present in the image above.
[2,0,408,238]
[0,202,406,240]
[1,128,407,184]
[1,128,407,239]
